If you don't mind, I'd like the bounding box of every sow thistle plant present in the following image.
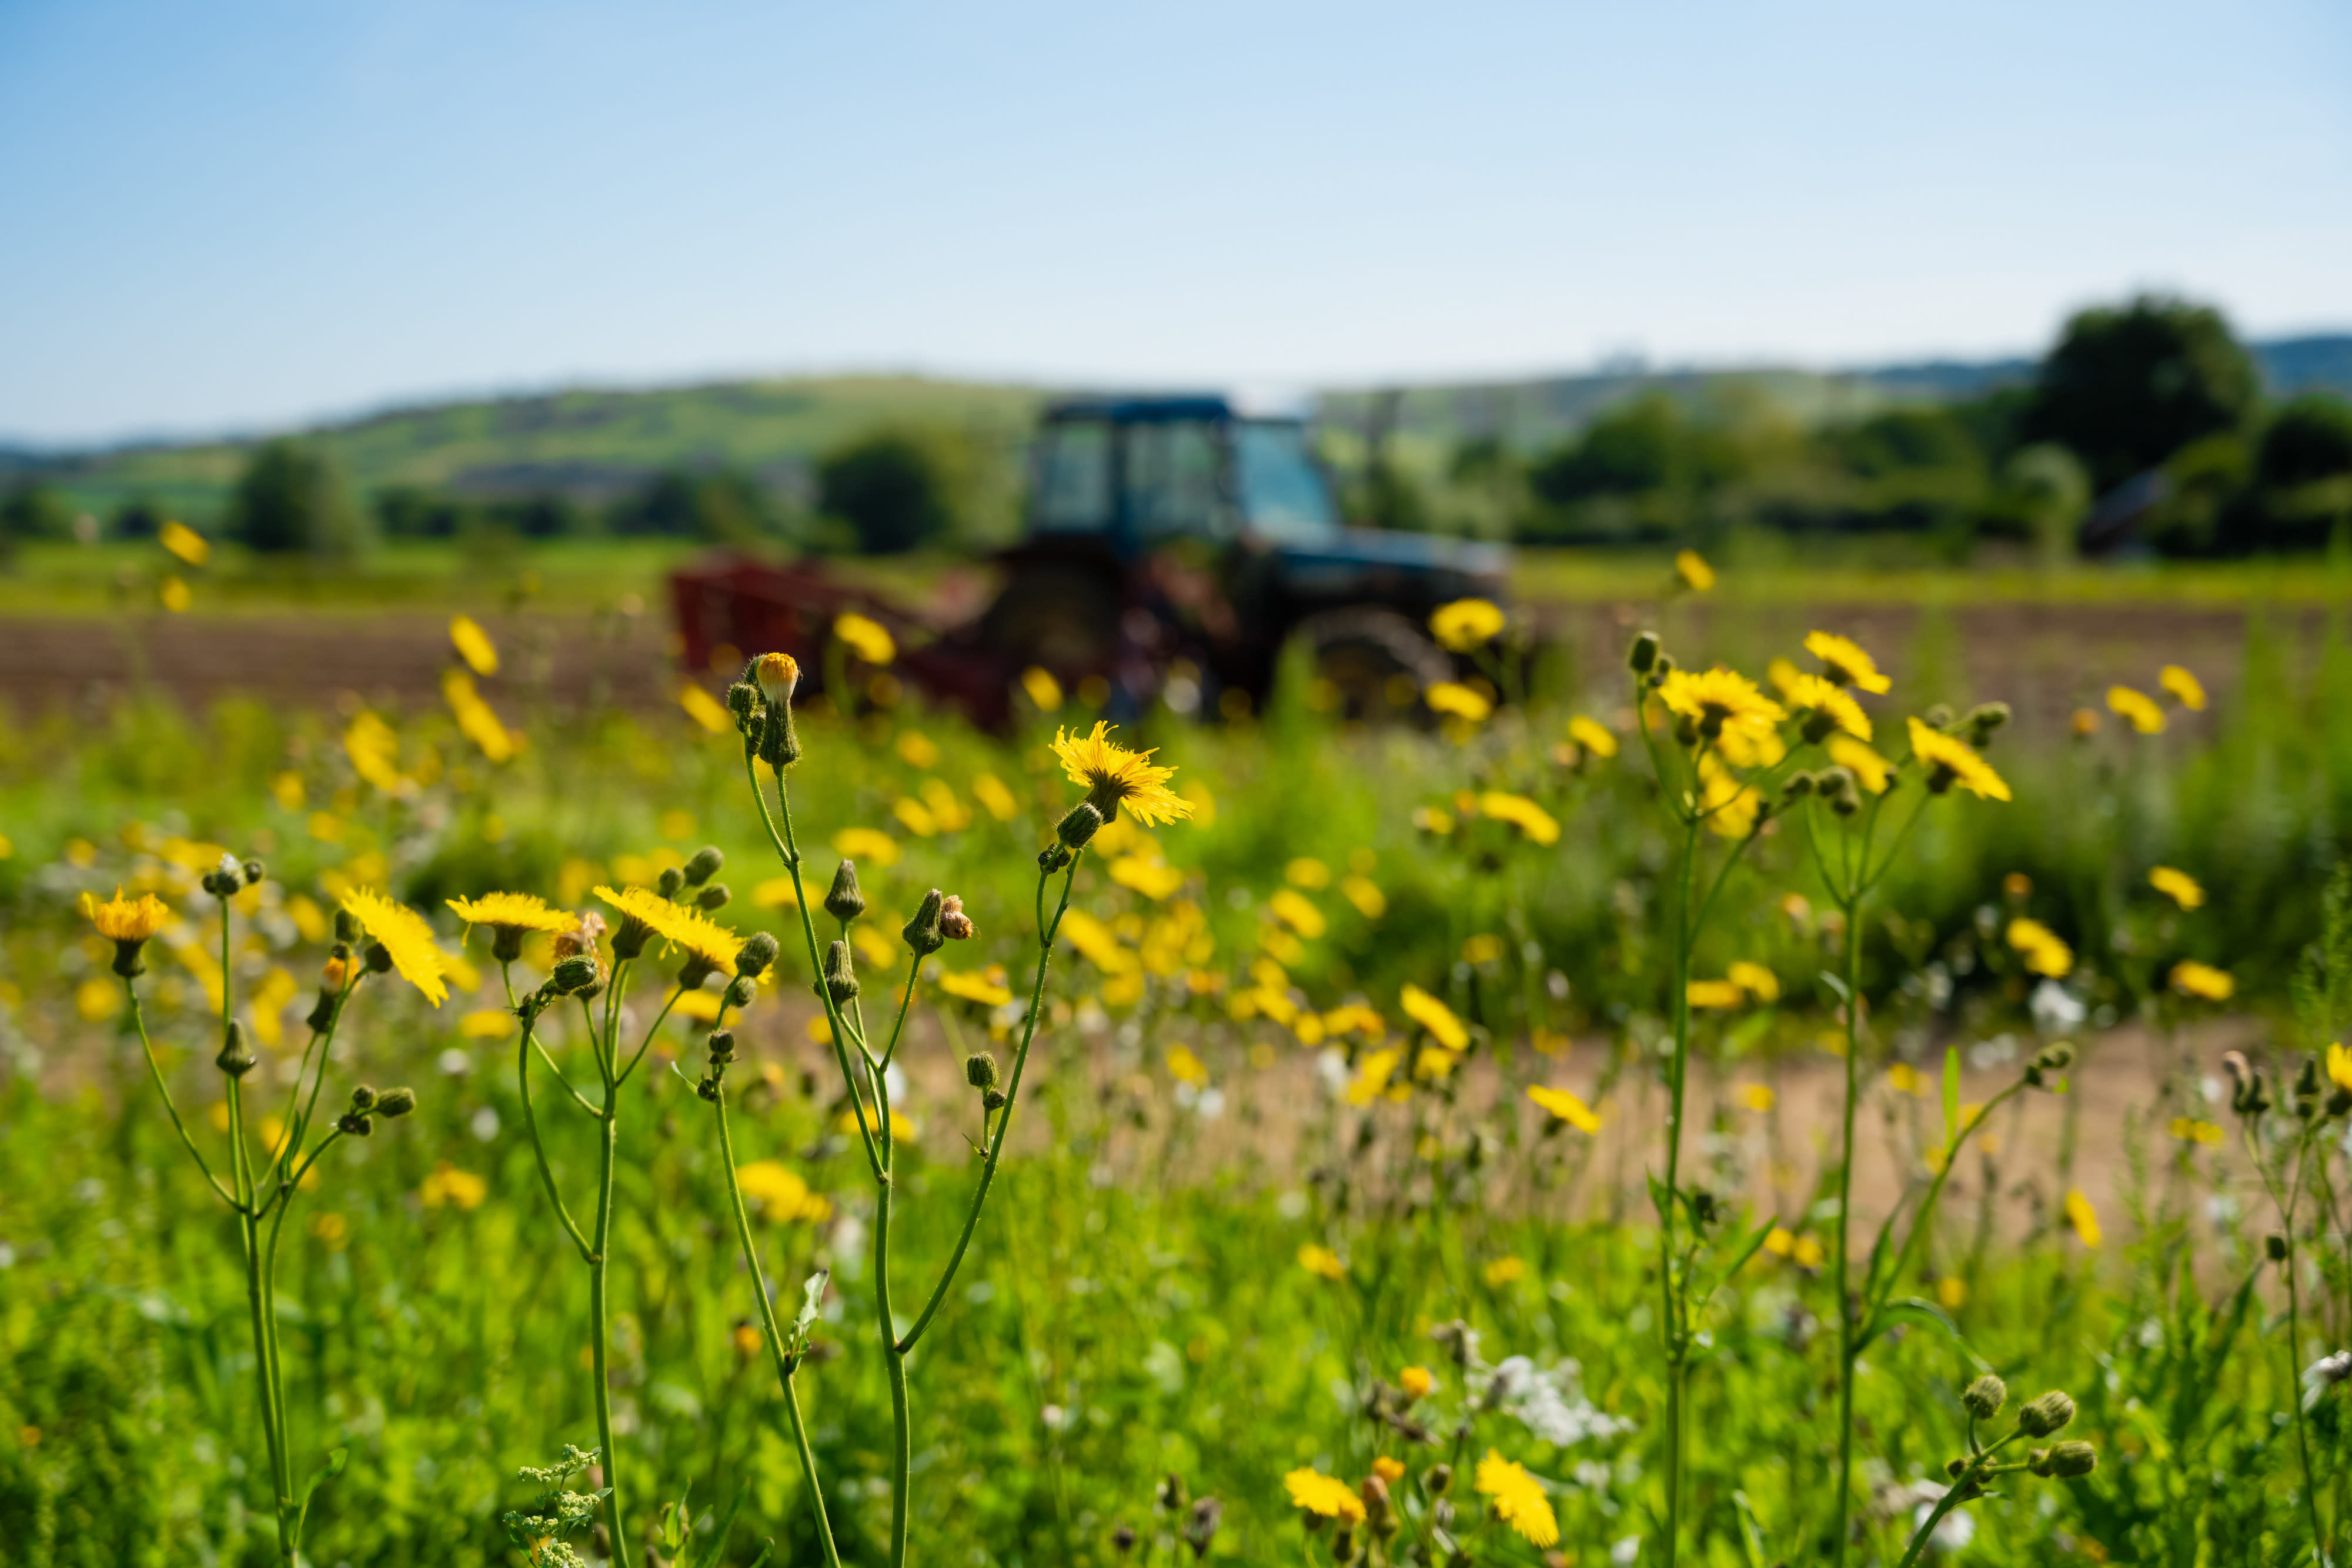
[1622,623,2030,1566]
[88,859,419,1568]
[703,650,1192,1568]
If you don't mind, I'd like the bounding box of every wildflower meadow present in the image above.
[5,571,2352,1567]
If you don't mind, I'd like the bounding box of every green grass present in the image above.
[1,618,2348,1565]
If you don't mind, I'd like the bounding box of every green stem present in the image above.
[2283,1135,2328,1561]
[123,985,238,1209]
[517,1016,594,1263]
[1660,815,1698,1568]
[897,861,1075,1353]
[1831,891,1862,1568]
[711,1085,843,1568]
[590,961,636,1568]
[221,899,297,1567]
[873,1062,911,1568]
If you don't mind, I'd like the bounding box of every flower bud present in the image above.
[1157,1473,1187,1512]
[1425,1462,1453,1497]
[2293,1056,2323,1121]
[305,985,339,1032]
[1963,702,2011,747]
[824,860,866,924]
[758,703,802,770]
[821,941,859,1004]
[983,1088,1008,1111]
[737,931,780,979]
[2018,1389,2076,1436]
[725,975,757,1009]
[365,941,395,974]
[242,858,268,888]
[707,1029,736,1062]
[375,1086,417,1118]
[552,954,603,994]
[1111,1522,1137,1554]
[966,1051,1001,1093]
[348,1084,379,1114]
[1628,631,1661,674]
[726,681,759,724]
[1963,1373,2007,1420]
[676,952,717,992]
[338,1112,373,1136]
[755,651,799,707]
[697,1074,722,1101]
[657,866,686,899]
[2030,1440,2097,1478]
[903,889,947,956]
[940,894,975,941]
[684,845,724,888]
[1361,1476,1397,1538]
[1038,844,1075,873]
[696,882,731,912]
[1057,801,1104,850]
[2025,1039,2074,1089]
[2267,1233,2290,1263]
[1921,702,1956,731]
[1185,1497,1222,1559]
[216,1021,256,1078]
[335,909,362,944]
[1331,1527,1358,1565]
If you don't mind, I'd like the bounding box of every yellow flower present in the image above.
[1051,722,1195,827]
[1727,960,1780,1003]
[1475,1449,1559,1549]
[1296,1245,1348,1282]
[754,651,800,706]
[1425,681,1493,722]
[1429,597,1506,652]
[1285,857,1331,888]
[834,612,896,666]
[447,891,575,938]
[419,1161,489,1211]
[1937,1276,1968,1310]
[443,670,516,763]
[2169,960,2233,1001]
[1477,791,1561,846]
[1657,667,1786,742]
[1674,549,1715,592]
[1907,718,2011,802]
[159,519,209,565]
[2072,707,2101,738]
[2065,1188,2102,1249]
[1568,716,1618,758]
[1785,673,1872,741]
[1166,1044,1210,1086]
[1399,984,1468,1051]
[159,576,191,613]
[2006,918,2074,979]
[737,1160,832,1222]
[340,887,452,1007]
[1686,978,1746,1010]
[1269,888,1328,939]
[937,968,1015,1007]
[83,886,171,943]
[1347,1047,1404,1106]
[1696,753,1761,838]
[1735,1082,1776,1113]
[832,826,901,867]
[1526,1084,1601,1134]
[2107,685,2166,734]
[679,684,731,734]
[1804,631,1892,694]
[2159,664,2207,711]
[2168,1117,2224,1145]
[1828,734,1893,794]
[2328,1041,2352,1094]
[1372,1456,1407,1483]
[449,614,498,677]
[1484,1255,1528,1288]
[1284,1467,1365,1522]
[593,885,742,974]
[2149,866,2204,910]
[1018,665,1063,711]
[1398,1365,1435,1400]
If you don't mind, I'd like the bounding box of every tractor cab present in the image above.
[983,395,1507,716]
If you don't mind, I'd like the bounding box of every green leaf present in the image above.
[784,1268,829,1362]
[1942,1044,1962,1152]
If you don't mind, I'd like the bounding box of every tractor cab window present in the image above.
[1032,419,1113,531]
[1121,419,1224,540]
[1234,420,1339,543]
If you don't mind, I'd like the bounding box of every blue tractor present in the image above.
[978,394,1508,719]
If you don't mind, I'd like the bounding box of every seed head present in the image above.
[939,894,975,941]
[736,931,779,979]
[215,1021,256,1078]
[2018,1389,2076,1436]
[824,861,866,924]
[821,940,859,1004]
[903,888,947,956]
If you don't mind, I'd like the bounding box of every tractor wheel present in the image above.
[980,563,1121,675]
[1291,606,1452,721]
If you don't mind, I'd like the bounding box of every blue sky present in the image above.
[2,0,2347,445]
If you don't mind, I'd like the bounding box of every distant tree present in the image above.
[2256,394,2352,490]
[609,469,773,542]
[817,435,950,553]
[2022,295,2260,492]
[1,483,74,544]
[487,493,587,539]
[375,486,468,540]
[110,496,166,539]
[1529,394,1689,504]
[226,440,366,557]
